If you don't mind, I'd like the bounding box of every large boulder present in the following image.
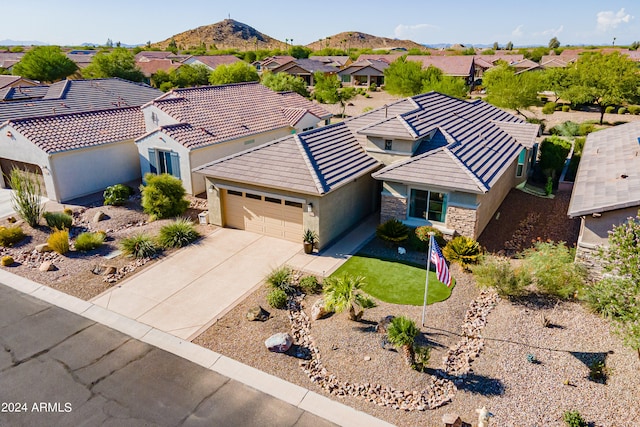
[92,211,107,223]
[311,298,329,320]
[35,243,52,253]
[264,332,293,353]
[39,261,55,272]
[246,306,270,322]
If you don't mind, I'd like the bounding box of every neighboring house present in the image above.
[0,75,39,90]
[0,52,25,71]
[135,82,331,195]
[356,54,403,64]
[539,56,575,68]
[135,51,189,62]
[270,59,338,86]
[567,121,640,278]
[137,59,182,84]
[255,56,295,72]
[338,59,388,86]
[309,56,352,68]
[195,92,538,247]
[405,56,475,85]
[66,50,96,69]
[0,85,49,102]
[181,55,241,71]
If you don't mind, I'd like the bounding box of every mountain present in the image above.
[0,39,47,46]
[306,31,426,51]
[152,19,285,51]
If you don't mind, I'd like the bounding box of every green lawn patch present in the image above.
[330,255,455,306]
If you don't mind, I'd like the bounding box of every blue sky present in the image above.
[2,1,639,47]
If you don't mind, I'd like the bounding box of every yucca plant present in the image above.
[265,266,294,294]
[376,218,409,244]
[323,274,373,321]
[157,218,200,248]
[387,316,420,367]
[443,235,481,270]
[8,168,43,227]
[120,233,158,258]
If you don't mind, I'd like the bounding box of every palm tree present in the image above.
[323,274,369,321]
[387,316,419,367]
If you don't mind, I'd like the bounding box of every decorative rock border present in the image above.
[285,288,499,411]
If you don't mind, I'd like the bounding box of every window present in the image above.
[246,193,261,200]
[227,190,242,197]
[384,139,393,150]
[303,126,314,131]
[516,148,527,177]
[265,196,281,204]
[341,74,350,83]
[409,189,447,222]
[285,200,303,208]
[148,148,180,179]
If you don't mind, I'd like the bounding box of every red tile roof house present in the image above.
[194,92,539,247]
[135,82,331,196]
[0,78,162,202]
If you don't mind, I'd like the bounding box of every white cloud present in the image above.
[511,25,524,37]
[536,25,564,37]
[597,8,633,32]
[394,23,438,39]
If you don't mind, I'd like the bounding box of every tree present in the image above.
[560,52,640,124]
[630,41,640,51]
[383,57,425,96]
[421,66,468,99]
[289,45,312,59]
[541,67,570,101]
[82,47,144,82]
[12,46,77,83]
[584,213,640,360]
[170,64,210,87]
[208,61,259,85]
[312,72,355,117]
[105,38,113,48]
[506,41,513,51]
[387,316,420,367]
[524,46,549,63]
[493,42,499,50]
[483,63,541,118]
[167,38,178,53]
[261,71,309,97]
[548,37,561,49]
[323,274,372,321]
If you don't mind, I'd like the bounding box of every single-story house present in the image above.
[255,56,296,73]
[195,91,539,247]
[338,59,388,86]
[568,121,640,278]
[135,82,332,195]
[66,50,96,69]
[270,59,339,86]
[135,51,189,62]
[0,52,25,71]
[405,56,476,85]
[0,75,39,91]
[309,56,352,68]
[181,55,240,71]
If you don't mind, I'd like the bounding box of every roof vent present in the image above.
[621,174,628,179]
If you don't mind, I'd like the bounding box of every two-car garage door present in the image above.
[223,189,303,243]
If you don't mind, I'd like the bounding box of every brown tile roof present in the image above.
[184,55,241,69]
[356,54,403,64]
[137,59,181,77]
[135,51,182,62]
[405,55,474,76]
[3,107,144,154]
[145,82,331,150]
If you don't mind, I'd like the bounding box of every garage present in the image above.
[0,158,46,195]
[222,189,303,242]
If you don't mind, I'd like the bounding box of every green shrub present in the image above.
[299,275,321,294]
[103,183,134,206]
[47,229,69,254]
[266,266,294,293]
[120,233,158,258]
[561,105,570,112]
[157,218,200,248]
[563,410,587,427]
[605,106,616,114]
[63,207,73,216]
[540,136,571,177]
[542,101,556,115]
[376,219,409,244]
[577,123,595,136]
[550,121,579,137]
[473,256,530,298]
[368,82,377,91]
[74,232,105,252]
[43,211,73,230]
[522,241,585,299]
[442,235,481,270]
[266,288,288,309]
[1,255,14,266]
[0,226,26,247]
[618,107,627,115]
[588,359,608,383]
[412,344,432,372]
[573,137,586,155]
[414,226,447,248]
[628,105,640,115]
[141,173,189,220]
[8,168,44,228]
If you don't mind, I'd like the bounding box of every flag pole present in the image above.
[421,232,434,327]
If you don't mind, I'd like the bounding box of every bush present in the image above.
[63,208,73,216]
[563,410,587,427]
[413,344,432,372]
[577,123,595,136]
[521,241,585,299]
[299,275,321,294]
[8,168,44,228]
[103,183,134,206]
[74,232,105,252]
[43,211,73,230]
[376,219,409,244]
[266,266,294,293]
[0,226,26,247]
[368,82,377,91]
[550,121,579,137]
[605,106,616,114]
[1,255,14,266]
[628,105,640,115]
[140,173,189,220]
[443,236,481,270]
[157,218,200,248]
[120,233,158,258]
[539,136,571,177]
[266,288,288,309]
[414,226,447,248]
[47,229,69,254]
[473,256,530,298]
[618,107,627,115]
[542,101,556,115]
[588,359,608,383]
[561,105,570,112]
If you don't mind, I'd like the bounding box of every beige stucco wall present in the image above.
[141,105,179,131]
[579,206,639,246]
[475,158,519,237]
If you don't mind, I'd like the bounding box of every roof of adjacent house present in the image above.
[184,55,241,69]
[0,85,50,102]
[0,52,24,68]
[356,54,403,64]
[0,78,161,123]
[309,56,351,67]
[372,92,535,193]
[137,59,181,77]
[568,121,640,217]
[2,107,144,154]
[339,59,389,75]
[135,51,187,62]
[273,59,338,74]
[260,56,295,68]
[66,51,96,68]
[404,55,474,77]
[142,82,331,150]
[194,121,380,195]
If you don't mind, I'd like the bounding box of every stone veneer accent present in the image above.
[575,244,604,281]
[380,194,407,222]
[445,206,478,238]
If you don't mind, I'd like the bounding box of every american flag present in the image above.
[430,238,452,287]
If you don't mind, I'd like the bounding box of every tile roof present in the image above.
[0,78,161,123]
[568,121,640,217]
[309,56,351,66]
[356,54,403,64]
[475,54,525,65]
[0,52,24,68]
[339,59,389,75]
[145,82,330,150]
[194,121,380,195]
[0,85,49,101]
[66,51,96,68]
[184,55,241,69]
[137,59,181,77]
[135,51,178,62]
[372,92,533,193]
[3,107,144,154]
[0,75,22,90]
[274,59,338,74]
[404,56,474,77]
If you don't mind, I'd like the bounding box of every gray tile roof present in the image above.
[274,59,338,74]
[0,85,49,101]
[339,60,389,75]
[195,121,379,195]
[372,92,533,193]
[568,121,640,217]
[146,82,331,150]
[3,107,144,154]
[0,78,161,123]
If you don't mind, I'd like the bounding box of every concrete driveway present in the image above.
[92,229,302,340]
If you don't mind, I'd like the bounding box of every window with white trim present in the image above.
[516,148,527,177]
[148,148,181,179]
[409,189,447,222]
